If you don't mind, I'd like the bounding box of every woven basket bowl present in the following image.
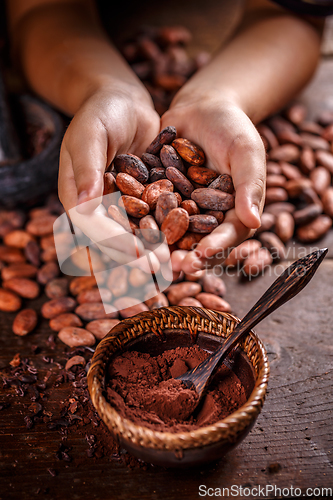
[87,306,270,467]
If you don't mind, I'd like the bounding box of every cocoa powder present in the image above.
[106,345,247,432]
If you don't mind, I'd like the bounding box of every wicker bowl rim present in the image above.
[87,306,270,451]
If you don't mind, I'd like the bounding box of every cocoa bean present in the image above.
[12,309,38,336]
[103,172,117,196]
[2,263,38,281]
[242,247,273,277]
[187,165,218,186]
[310,166,331,195]
[49,313,83,332]
[322,186,333,218]
[208,174,234,194]
[108,205,137,232]
[293,204,323,226]
[264,202,295,216]
[201,273,226,297]
[114,154,149,183]
[160,144,186,173]
[155,192,179,226]
[149,167,167,182]
[299,121,323,135]
[141,152,163,169]
[26,214,57,237]
[268,144,300,162]
[141,179,174,210]
[166,167,194,198]
[279,162,302,180]
[266,162,282,175]
[86,319,120,339]
[178,297,203,307]
[265,187,288,204]
[224,240,262,267]
[3,278,40,299]
[266,175,288,188]
[256,212,276,233]
[112,297,149,318]
[36,262,59,285]
[41,247,57,262]
[188,214,218,234]
[274,212,295,242]
[139,215,160,243]
[205,210,224,224]
[106,266,128,297]
[0,288,22,312]
[69,276,97,295]
[277,130,303,146]
[258,232,286,260]
[176,232,204,250]
[65,356,86,371]
[0,246,25,264]
[24,240,41,267]
[58,327,96,347]
[321,123,333,141]
[194,293,231,312]
[167,282,202,305]
[296,215,332,242]
[41,297,76,319]
[161,208,189,244]
[75,302,117,321]
[144,293,169,309]
[172,138,205,166]
[129,268,150,287]
[299,133,329,151]
[45,278,69,299]
[191,188,235,211]
[115,173,145,198]
[77,288,112,304]
[175,192,182,205]
[119,195,150,218]
[256,124,279,149]
[4,230,35,249]
[315,150,333,174]
[284,178,312,198]
[146,126,177,155]
[285,102,307,124]
[180,200,200,216]
[269,116,296,135]
[299,146,316,174]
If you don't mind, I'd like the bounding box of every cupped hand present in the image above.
[161,96,266,274]
[58,86,162,272]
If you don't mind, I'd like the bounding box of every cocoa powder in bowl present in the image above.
[106,330,255,433]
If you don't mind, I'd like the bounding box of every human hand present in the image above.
[162,95,266,274]
[58,86,164,272]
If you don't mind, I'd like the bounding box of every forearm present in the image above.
[8,0,151,115]
[171,11,322,123]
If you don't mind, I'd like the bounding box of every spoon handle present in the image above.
[179,248,328,395]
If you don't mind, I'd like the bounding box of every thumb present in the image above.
[229,134,266,229]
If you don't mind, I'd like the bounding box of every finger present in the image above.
[230,132,266,229]
[64,116,110,214]
[170,250,188,273]
[181,209,255,273]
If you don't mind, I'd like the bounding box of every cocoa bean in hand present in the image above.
[191,188,235,211]
[141,179,174,210]
[180,200,200,216]
[176,232,204,250]
[187,166,218,186]
[166,167,194,197]
[141,152,163,169]
[114,154,149,183]
[103,172,117,196]
[149,166,167,182]
[115,173,145,198]
[161,208,189,244]
[118,195,150,218]
[172,138,205,166]
[146,126,177,155]
[160,145,186,173]
[188,214,218,234]
[139,215,160,243]
[108,205,138,232]
[155,192,179,225]
[205,210,224,224]
[208,174,234,193]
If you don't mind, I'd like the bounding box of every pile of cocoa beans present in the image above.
[105,126,235,250]
[0,192,231,348]
[120,26,210,115]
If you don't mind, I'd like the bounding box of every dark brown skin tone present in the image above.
[7,0,323,273]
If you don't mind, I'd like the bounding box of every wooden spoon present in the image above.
[176,248,328,399]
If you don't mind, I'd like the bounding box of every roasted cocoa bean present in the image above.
[144,292,169,309]
[108,205,137,232]
[285,102,307,124]
[0,246,25,264]
[322,186,333,218]
[114,154,149,183]
[293,204,323,226]
[160,145,186,173]
[310,166,331,195]
[26,215,57,237]
[208,174,234,194]
[3,278,40,299]
[166,167,194,197]
[36,262,59,285]
[257,124,279,149]
[299,133,329,151]
[65,355,86,371]
[128,268,150,287]
[315,150,333,173]
[180,200,200,216]
[141,152,163,169]
[258,232,286,260]
[178,297,203,307]
[268,144,300,162]
[299,146,316,174]
[77,288,112,304]
[188,214,218,234]
[266,175,287,188]
[119,195,150,218]
[279,162,302,180]
[161,208,189,244]
[167,282,202,305]
[75,302,117,321]
[69,276,97,295]
[296,215,332,242]
[146,126,177,155]
[141,179,174,210]
[86,319,120,339]
[266,161,282,175]
[172,138,205,166]
[265,187,288,204]
[2,263,38,281]
[224,240,262,267]
[4,230,35,249]
[0,288,22,312]
[274,212,295,242]
[58,327,96,347]
[24,240,41,267]
[187,166,218,186]
[242,247,273,277]
[103,172,117,196]
[194,293,231,312]
[264,202,295,216]
[112,297,149,318]
[201,274,226,297]
[45,278,69,299]
[139,215,160,243]
[106,266,128,297]
[204,210,225,224]
[49,313,83,332]
[191,188,235,211]
[256,212,276,233]
[41,297,76,319]
[149,167,167,182]
[12,309,38,336]
[115,173,145,198]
